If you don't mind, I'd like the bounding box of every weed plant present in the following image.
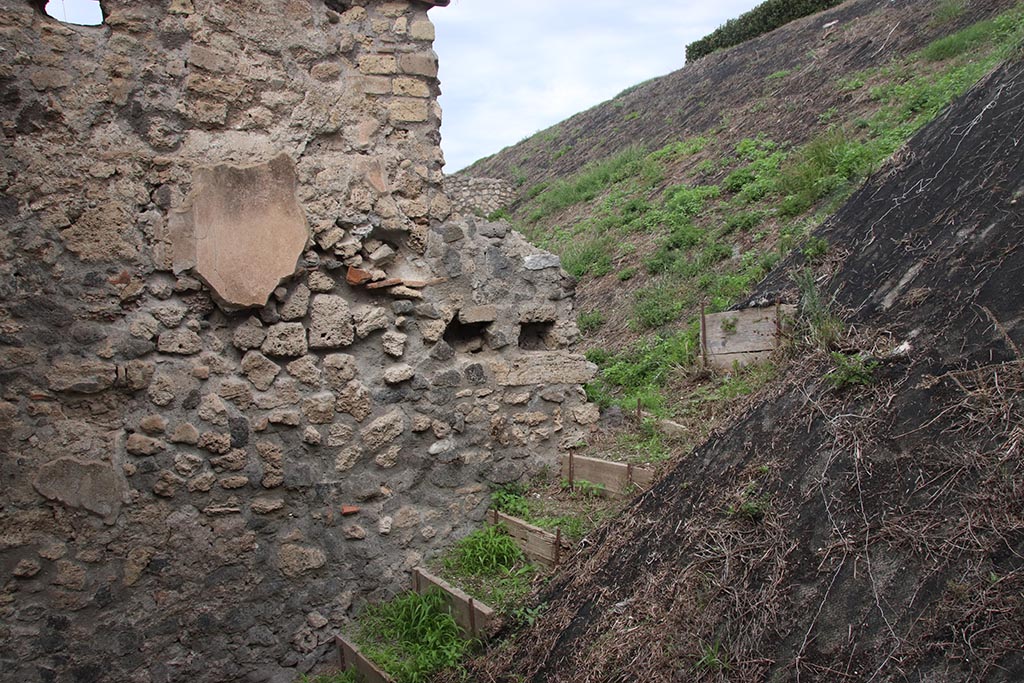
[355,589,468,683]
[440,525,537,615]
[490,484,532,519]
[825,352,879,388]
[794,269,843,350]
[297,672,358,683]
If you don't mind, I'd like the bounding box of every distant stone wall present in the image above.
[445,175,517,217]
[0,2,594,682]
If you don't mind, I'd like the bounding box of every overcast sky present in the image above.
[46,0,763,172]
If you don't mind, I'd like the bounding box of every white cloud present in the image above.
[434,0,763,171]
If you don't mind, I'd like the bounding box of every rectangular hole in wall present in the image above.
[444,317,490,353]
[518,321,554,350]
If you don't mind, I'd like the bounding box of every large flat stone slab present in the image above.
[171,153,308,309]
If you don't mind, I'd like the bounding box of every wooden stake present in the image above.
[627,462,634,489]
[774,299,782,347]
[568,450,575,488]
[700,304,708,367]
[414,567,421,593]
[468,597,477,638]
[554,527,562,566]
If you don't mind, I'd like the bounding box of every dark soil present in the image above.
[441,54,1024,683]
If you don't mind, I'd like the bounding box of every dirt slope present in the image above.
[451,54,1024,683]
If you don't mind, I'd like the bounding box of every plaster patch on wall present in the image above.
[171,153,308,309]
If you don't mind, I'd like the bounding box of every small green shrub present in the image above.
[617,266,638,281]
[444,524,524,577]
[801,236,829,260]
[355,589,468,683]
[695,640,730,671]
[686,0,843,61]
[930,0,965,26]
[825,352,879,388]
[794,268,843,349]
[923,16,996,61]
[663,184,721,218]
[577,310,606,335]
[561,478,606,498]
[561,236,614,278]
[724,210,766,233]
[648,136,711,162]
[723,166,756,193]
[490,484,531,519]
[526,146,655,221]
[486,208,510,221]
[777,127,874,217]
[632,282,686,328]
[766,68,791,81]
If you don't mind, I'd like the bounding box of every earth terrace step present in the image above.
[488,509,561,569]
[560,452,657,498]
[412,566,495,639]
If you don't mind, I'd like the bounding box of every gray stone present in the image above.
[32,457,126,525]
[286,356,321,386]
[383,364,415,385]
[353,305,389,338]
[157,328,202,355]
[523,254,561,270]
[241,351,281,391]
[278,544,326,577]
[309,295,354,349]
[126,433,166,456]
[302,392,336,424]
[233,316,266,350]
[261,323,308,357]
[323,353,357,390]
[46,358,116,394]
[337,380,372,422]
[361,409,406,451]
[382,330,407,357]
[279,284,310,320]
[478,220,509,238]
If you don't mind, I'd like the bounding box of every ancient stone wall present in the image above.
[443,175,517,217]
[0,2,595,681]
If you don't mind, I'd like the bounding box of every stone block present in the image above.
[361,408,405,450]
[393,77,430,98]
[491,354,598,386]
[46,358,116,394]
[409,20,435,41]
[261,323,308,357]
[460,305,497,324]
[241,351,281,391]
[354,306,390,338]
[389,98,429,123]
[524,254,561,270]
[399,51,438,77]
[309,295,354,348]
[157,328,203,355]
[280,284,310,320]
[358,54,398,75]
[32,457,126,525]
[383,364,414,384]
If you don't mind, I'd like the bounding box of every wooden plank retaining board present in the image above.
[336,634,392,683]
[489,510,560,569]
[701,304,796,370]
[560,453,656,498]
[413,567,494,638]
